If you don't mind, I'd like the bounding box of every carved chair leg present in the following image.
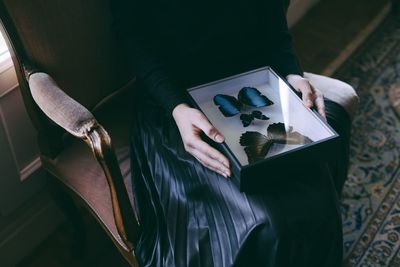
[46,173,87,259]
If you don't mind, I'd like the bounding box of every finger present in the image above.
[186,138,231,175]
[314,92,326,118]
[190,149,230,178]
[195,115,225,143]
[299,84,314,108]
[193,138,231,170]
[193,155,228,178]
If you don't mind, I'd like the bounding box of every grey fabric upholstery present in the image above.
[29,72,95,138]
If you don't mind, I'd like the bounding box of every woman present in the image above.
[111,0,352,266]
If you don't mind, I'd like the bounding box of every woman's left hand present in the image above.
[286,74,326,118]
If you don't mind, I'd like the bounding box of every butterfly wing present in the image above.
[267,123,313,145]
[240,131,274,164]
[266,123,287,144]
[251,110,270,120]
[213,94,241,117]
[238,87,274,108]
[286,127,313,144]
[240,113,254,127]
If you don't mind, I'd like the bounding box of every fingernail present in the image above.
[307,100,313,106]
[222,161,229,168]
[215,134,224,143]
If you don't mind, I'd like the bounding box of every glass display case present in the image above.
[187,67,339,191]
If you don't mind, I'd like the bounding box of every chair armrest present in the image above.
[29,72,96,138]
[28,72,140,253]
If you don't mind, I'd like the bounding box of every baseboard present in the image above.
[20,157,42,182]
[0,191,64,267]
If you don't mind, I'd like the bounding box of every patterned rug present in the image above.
[333,15,400,266]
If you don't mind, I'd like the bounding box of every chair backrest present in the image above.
[0,0,134,156]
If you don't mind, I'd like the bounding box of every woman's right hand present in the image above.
[172,103,231,178]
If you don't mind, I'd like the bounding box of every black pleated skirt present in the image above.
[129,90,350,267]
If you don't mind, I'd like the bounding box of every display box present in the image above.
[187,67,339,192]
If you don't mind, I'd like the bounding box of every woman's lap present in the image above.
[130,93,348,267]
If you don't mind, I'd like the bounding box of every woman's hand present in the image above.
[172,103,231,178]
[286,74,326,118]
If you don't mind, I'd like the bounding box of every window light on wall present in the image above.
[0,32,10,58]
[0,33,7,55]
[0,32,12,72]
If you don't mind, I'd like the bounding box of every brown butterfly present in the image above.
[239,122,313,164]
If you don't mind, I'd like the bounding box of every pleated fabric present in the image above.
[129,90,349,267]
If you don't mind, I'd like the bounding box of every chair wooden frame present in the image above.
[0,2,141,265]
[28,70,141,265]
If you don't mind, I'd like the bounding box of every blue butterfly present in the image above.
[213,86,274,117]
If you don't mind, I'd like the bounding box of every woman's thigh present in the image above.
[130,91,346,266]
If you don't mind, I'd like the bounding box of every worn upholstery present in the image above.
[29,72,94,138]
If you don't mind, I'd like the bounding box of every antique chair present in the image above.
[0,0,359,266]
[0,0,140,266]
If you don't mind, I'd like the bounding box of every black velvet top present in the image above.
[111,0,303,113]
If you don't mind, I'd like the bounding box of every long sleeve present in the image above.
[110,0,303,115]
[266,0,303,77]
[110,0,187,114]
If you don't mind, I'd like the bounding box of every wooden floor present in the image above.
[17,0,391,266]
[17,210,129,267]
[291,0,389,74]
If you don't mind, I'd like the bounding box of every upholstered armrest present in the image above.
[28,72,139,253]
[29,72,96,138]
